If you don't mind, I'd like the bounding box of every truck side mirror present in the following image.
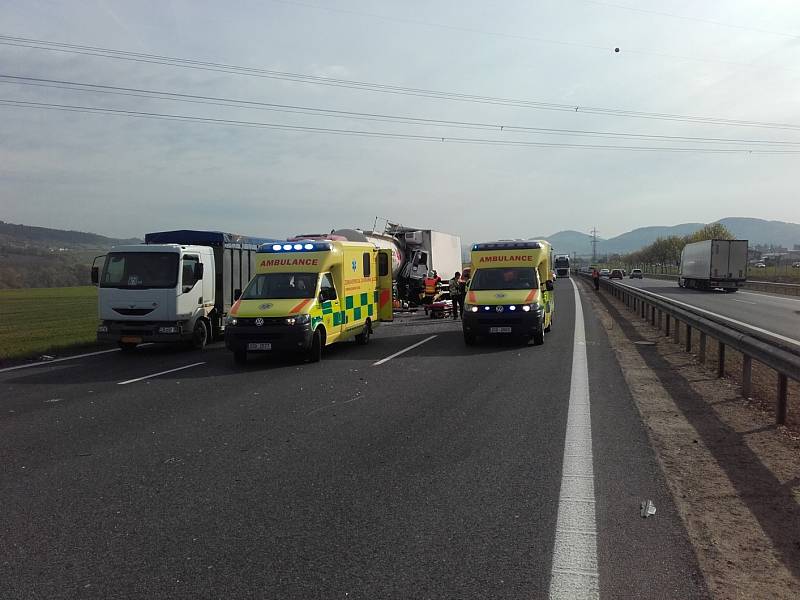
[91,266,99,285]
[234,289,242,301]
[546,280,554,291]
[194,263,204,280]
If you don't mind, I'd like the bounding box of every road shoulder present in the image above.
[581,278,800,599]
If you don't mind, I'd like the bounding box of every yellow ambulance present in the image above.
[462,240,554,346]
[224,239,394,363]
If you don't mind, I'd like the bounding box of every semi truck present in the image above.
[293,223,462,306]
[92,230,276,351]
[678,239,748,292]
[554,254,571,278]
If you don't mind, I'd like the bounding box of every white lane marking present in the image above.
[372,335,437,366]
[117,362,205,385]
[732,299,757,305]
[0,344,155,374]
[740,290,800,303]
[549,278,599,600]
[616,282,800,348]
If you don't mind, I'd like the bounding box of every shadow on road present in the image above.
[595,285,800,580]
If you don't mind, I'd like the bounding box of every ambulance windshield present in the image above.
[242,272,317,299]
[470,267,539,291]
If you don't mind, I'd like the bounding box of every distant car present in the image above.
[609,269,623,279]
[600,268,610,278]
[754,262,766,268]
[630,268,643,279]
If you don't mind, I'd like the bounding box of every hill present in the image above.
[0,221,142,289]
[539,217,800,257]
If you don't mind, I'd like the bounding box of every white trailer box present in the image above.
[679,239,748,291]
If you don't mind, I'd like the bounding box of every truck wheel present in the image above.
[532,320,545,346]
[306,329,323,363]
[355,322,371,345]
[191,320,208,350]
[233,350,247,364]
[118,342,137,353]
[678,278,684,288]
[463,331,476,346]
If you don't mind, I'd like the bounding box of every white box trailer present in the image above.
[679,239,748,292]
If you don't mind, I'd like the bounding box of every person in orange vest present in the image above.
[423,270,439,304]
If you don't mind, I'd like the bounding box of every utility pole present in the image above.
[590,227,599,263]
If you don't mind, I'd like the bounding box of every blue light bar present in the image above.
[258,241,333,253]
[472,241,542,251]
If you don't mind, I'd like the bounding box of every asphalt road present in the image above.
[618,277,800,348]
[1,279,708,599]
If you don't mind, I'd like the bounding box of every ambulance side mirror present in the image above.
[545,280,554,291]
[234,289,242,301]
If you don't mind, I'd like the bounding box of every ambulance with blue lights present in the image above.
[462,240,554,346]
[224,239,394,363]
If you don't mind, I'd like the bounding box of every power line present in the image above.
[2,98,799,154]
[3,74,799,147]
[269,0,799,72]
[2,34,800,132]
[576,0,800,40]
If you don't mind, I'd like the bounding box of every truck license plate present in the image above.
[489,327,512,334]
[121,336,142,343]
[247,342,272,351]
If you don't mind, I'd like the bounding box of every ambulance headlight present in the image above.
[225,316,238,326]
[464,304,478,313]
[509,305,516,311]
[285,314,310,326]
[522,305,531,312]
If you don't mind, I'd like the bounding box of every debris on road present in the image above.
[640,499,657,518]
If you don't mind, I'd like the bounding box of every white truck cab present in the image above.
[93,230,274,351]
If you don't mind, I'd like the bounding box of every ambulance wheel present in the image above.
[356,321,371,345]
[307,329,323,363]
[532,321,545,346]
[463,331,476,346]
[191,319,208,350]
[118,342,137,352]
[233,350,247,365]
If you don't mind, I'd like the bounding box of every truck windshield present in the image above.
[470,267,539,290]
[242,272,317,299]
[100,252,179,289]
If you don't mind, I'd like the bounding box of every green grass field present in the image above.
[0,286,98,361]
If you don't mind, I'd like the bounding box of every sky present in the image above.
[1,0,800,244]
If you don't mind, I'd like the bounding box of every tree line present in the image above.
[618,223,734,272]
[0,246,93,289]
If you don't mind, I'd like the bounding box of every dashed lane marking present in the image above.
[117,362,205,385]
[372,335,437,366]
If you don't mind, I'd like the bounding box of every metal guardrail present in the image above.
[580,273,800,425]
[641,273,800,296]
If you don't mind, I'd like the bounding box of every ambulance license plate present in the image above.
[247,342,272,351]
[121,336,142,343]
[489,327,512,334]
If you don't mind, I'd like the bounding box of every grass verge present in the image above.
[0,286,98,361]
